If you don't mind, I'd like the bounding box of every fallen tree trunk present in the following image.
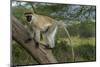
[12,16,57,64]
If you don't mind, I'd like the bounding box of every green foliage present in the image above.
[12,41,38,65]
[53,37,96,62]
[12,7,25,20]
[53,40,73,62]
[66,21,95,37]
[35,4,67,15]
[79,21,95,37]
[75,44,96,61]
[67,23,80,36]
[12,37,96,65]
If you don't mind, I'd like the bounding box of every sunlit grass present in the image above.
[57,36,95,46]
[12,36,96,65]
[53,36,96,62]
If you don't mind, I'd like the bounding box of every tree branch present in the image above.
[12,16,57,64]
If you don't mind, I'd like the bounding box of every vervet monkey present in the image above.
[24,12,70,48]
[24,12,57,48]
[24,11,75,61]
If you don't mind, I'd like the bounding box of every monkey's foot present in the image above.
[44,45,54,49]
[24,38,32,43]
[35,42,39,48]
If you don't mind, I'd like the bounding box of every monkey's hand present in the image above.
[24,38,39,48]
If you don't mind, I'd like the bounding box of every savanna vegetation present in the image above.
[11,1,96,65]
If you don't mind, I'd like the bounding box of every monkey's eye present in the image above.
[26,16,32,22]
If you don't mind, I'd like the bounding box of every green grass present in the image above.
[12,36,96,65]
[57,36,95,46]
[53,36,96,62]
[12,41,38,65]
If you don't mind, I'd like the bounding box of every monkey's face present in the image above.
[24,12,33,22]
[25,15,32,22]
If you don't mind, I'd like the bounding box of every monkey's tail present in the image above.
[63,26,75,62]
[55,21,75,61]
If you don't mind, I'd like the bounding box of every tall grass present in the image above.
[53,36,96,62]
[12,41,38,65]
[12,36,96,65]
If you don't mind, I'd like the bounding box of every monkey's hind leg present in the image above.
[45,26,57,49]
[34,30,40,48]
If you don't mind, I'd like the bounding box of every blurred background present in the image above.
[11,1,96,65]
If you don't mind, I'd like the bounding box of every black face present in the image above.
[26,15,32,22]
